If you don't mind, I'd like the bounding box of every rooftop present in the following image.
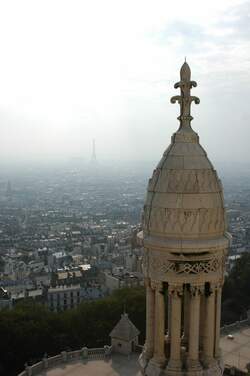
[48,285,81,293]
[18,325,250,376]
[37,353,140,376]
[221,326,250,372]
[110,313,140,341]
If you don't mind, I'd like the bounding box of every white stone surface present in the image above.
[221,326,250,372]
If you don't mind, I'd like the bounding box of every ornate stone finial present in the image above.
[171,61,200,131]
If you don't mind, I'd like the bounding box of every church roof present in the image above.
[110,313,140,341]
[141,62,230,250]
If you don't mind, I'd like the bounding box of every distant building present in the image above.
[51,265,99,287]
[47,284,81,312]
[0,287,12,310]
[47,284,105,312]
[104,271,143,293]
[90,138,98,168]
[104,272,121,292]
[11,288,44,306]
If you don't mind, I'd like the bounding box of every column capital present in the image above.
[168,284,183,298]
[215,282,223,290]
[209,283,222,294]
[190,284,204,297]
[151,280,163,292]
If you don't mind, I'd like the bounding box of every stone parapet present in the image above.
[17,346,112,376]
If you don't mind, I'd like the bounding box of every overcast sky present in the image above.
[0,0,249,165]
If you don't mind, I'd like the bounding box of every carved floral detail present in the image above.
[170,61,199,128]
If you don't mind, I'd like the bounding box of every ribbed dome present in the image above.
[143,129,226,240]
[142,62,228,249]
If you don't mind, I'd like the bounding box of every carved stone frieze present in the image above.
[148,254,223,278]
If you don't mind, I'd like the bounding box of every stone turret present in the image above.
[110,313,140,355]
[138,62,231,376]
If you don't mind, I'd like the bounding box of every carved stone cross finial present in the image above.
[171,61,200,130]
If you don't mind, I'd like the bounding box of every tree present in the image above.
[222,252,250,324]
[0,287,145,376]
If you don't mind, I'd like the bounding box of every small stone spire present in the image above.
[171,61,200,132]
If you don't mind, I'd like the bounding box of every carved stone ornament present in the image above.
[149,255,222,276]
[150,280,164,291]
[189,284,204,296]
[170,60,200,131]
[209,282,222,294]
[168,284,183,298]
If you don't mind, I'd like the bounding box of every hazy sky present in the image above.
[0,0,249,165]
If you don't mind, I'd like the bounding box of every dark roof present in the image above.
[109,313,140,341]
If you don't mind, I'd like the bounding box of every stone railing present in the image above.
[221,319,249,335]
[17,345,112,376]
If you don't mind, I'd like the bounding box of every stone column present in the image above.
[144,278,155,359]
[203,284,216,367]
[214,284,222,358]
[166,284,182,372]
[187,285,202,371]
[199,292,205,351]
[165,291,172,360]
[167,293,172,340]
[183,285,190,346]
[151,281,166,366]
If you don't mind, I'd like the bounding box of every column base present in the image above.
[139,351,150,373]
[214,348,222,360]
[164,359,182,376]
[202,356,217,369]
[164,369,182,376]
[186,359,203,375]
[144,358,165,376]
[203,358,223,376]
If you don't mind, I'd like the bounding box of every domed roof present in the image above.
[142,62,229,250]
